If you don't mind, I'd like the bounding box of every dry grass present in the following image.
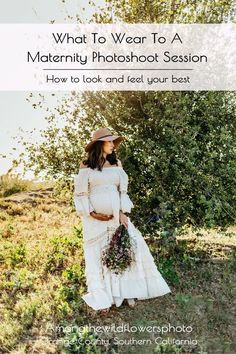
[0,173,54,198]
[0,187,235,354]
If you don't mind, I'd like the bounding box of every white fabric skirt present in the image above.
[81,217,171,310]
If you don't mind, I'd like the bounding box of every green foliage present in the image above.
[41,236,84,320]
[20,1,236,239]
[156,258,180,285]
[225,250,236,272]
[175,293,193,308]
[23,91,236,236]
[14,293,41,329]
[88,0,236,24]
[44,230,83,274]
[61,325,103,354]
[154,342,183,354]
[2,268,36,293]
[0,197,235,351]
[0,240,27,268]
[53,177,74,200]
[8,243,26,267]
[55,281,84,314]
[60,263,86,301]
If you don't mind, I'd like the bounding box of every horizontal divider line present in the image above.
[43,68,193,71]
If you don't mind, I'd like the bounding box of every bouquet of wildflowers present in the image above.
[101,224,136,275]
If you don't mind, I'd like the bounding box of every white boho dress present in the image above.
[74,165,171,310]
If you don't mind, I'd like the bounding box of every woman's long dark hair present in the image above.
[82,141,118,171]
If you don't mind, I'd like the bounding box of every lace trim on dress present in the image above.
[74,191,88,196]
[83,226,117,246]
[83,230,107,245]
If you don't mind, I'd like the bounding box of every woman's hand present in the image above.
[90,211,113,221]
[119,211,129,229]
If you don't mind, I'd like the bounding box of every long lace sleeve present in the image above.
[74,168,94,217]
[119,167,134,213]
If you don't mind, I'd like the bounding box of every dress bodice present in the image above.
[88,166,121,194]
[74,165,134,223]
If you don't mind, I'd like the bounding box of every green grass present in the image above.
[0,186,235,353]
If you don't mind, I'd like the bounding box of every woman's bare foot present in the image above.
[100,307,110,314]
[127,298,136,308]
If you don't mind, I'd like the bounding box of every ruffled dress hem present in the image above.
[82,274,171,310]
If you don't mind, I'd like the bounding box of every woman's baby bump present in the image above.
[89,185,120,215]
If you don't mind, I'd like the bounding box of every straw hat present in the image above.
[85,128,123,152]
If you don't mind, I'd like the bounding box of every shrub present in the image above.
[22,91,236,237]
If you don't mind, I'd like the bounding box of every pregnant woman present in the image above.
[74,128,171,313]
